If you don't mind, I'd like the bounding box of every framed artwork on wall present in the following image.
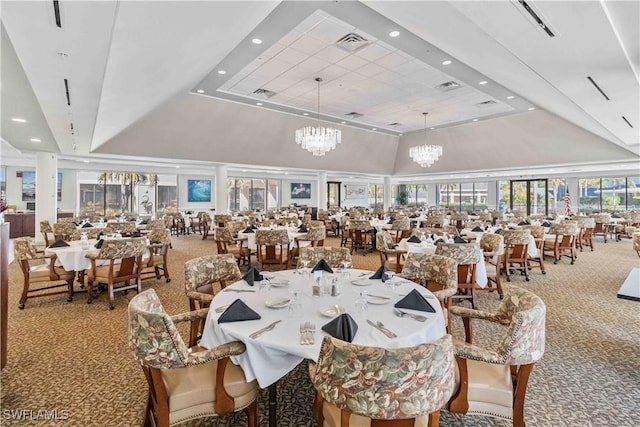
[188,179,211,202]
[290,183,311,199]
[345,184,366,199]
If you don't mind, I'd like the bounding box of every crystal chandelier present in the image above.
[295,77,341,156]
[409,112,443,167]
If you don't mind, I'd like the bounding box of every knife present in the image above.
[367,294,391,300]
[223,288,257,293]
[249,320,281,339]
[366,320,396,338]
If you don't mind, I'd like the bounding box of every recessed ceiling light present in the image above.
[372,128,377,131]
[349,176,354,179]
[429,127,435,130]
[284,172,289,175]
[399,133,403,136]
[217,70,227,75]
[479,81,488,85]
[196,89,205,94]
[11,118,26,123]
[303,113,309,116]
[442,60,452,65]
[506,95,515,99]
[340,121,346,124]
[256,102,263,106]
[389,30,400,37]
[83,160,90,163]
[528,107,535,111]
[30,138,41,142]
[472,119,479,122]
[175,166,180,169]
[251,38,262,44]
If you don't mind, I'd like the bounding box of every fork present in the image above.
[393,308,427,322]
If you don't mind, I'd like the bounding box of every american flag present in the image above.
[564,190,573,216]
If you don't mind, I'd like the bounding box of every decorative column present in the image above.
[318,172,327,210]
[35,152,57,242]
[383,176,392,211]
[215,165,228,214]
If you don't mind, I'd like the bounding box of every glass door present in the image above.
[327,182,341,208]
[509,179,548,216]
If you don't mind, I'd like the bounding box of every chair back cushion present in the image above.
[14,237,38,260]
[376,231,395,251]
[297,247,352,269]
[128,289,189,369]
[148,228,171,245]
[312,335,455,419]
[479,233,504,253]
[97,237,146,259]
[184,254,241,295]
[401,253,458,299]
[255,229,290,246]
[502,229,531,246]
[435,243,478,265]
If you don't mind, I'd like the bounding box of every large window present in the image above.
[368,184,384,209]
[394,184,428,207]
[438,183,487,211]
[579,176,639,212]
[79,184,104,214]
[157,185,177,213]
[228,178,281,211]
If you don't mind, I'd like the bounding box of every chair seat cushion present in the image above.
[29,264,74,281]
[321,401,431,427]
[455,359,513,420]
[162,358,257,425]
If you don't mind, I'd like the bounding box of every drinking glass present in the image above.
[354,291,368,321]
[259,278,271,294]
[384,271,397,294]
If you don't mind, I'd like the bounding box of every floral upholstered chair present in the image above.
[255,229,290,270]
[543,220,579,264]
[214,214,232,228]
[448,285,546,427]
[390,217,411,243]
[290,226,326,267]
[401,253,458,332]
[184,254,241,346]
[435,243,481,309]
[310,334,455,427]
[502,229,532,282]
[297,247,352,270]
[13,237,75,309]
[523,225,546,276]
[479,232,505,298]
[85,237,146,309]
[128,289,257,427]
[141,228,171,283]
[376,230,404,273]
[215,227,251,266]
[40,220,55,246]
[53,221,76,241]
[633,232,640,258]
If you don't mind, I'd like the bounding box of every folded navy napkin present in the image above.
[542,221,551,227]
[140,219,149,225]
[96,232,104,241]
[250,224,258,230]
[312,259,333,273]
[494,229,504,234]
[409,214,418,218]
[94,240,104,249]
[612,214,621,218]
[471,226,484,232]
[546,217,555,221]
[387,218,395,224]
[518,221,529,226]
[81,223,94,228]
[434,238,444,244]
[242,227,254,234]
[217,299,261,323]
[49,239,70,248]
[370,265,390,282]
[73,222,80,226]
[321,313,358,343]
[394,289,436,313]
[454,235,467,243]
[298,225,308,232]
[131,231,142,238]
[407,235,421,243]
[243,267,264,286]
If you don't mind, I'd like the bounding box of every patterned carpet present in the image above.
[1,233,639,426]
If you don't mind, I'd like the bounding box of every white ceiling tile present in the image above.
[297,55,332,73]
[355,62,386,77]
[277,47,310,66]
[335,54,369,71]
[390,59,424,76]
[327,15,356,32]
[308,18,354,44]
[289,34,327,56]
[278,29,303,47]
[371,69,402,84]
[317,64,349,82]
[375,51,410,69]
[314,45,351,64]
[354,42,392,62]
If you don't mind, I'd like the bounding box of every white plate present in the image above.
[351,278,375,286]
[367,296,390,305]
[265,298,290,309]
[320,306,346,317]
[269,278,290,287]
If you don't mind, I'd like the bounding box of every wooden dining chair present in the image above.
[128,289,258,427]
[297,247,352,270]
[544,220,579,265]
[310,334,455,427]
[435,243,481,310]
[255,229,290,270]
[184,254,242,347]
[478,232,505,298]
[215,227,251,266]
[85,237,146,309]
[502,229,532,282]
[375,230,404,273]
[13,237,75,309]
[448,286,546,427]
[141,228,172,283]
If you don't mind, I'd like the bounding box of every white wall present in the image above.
[3,166,74,212]
[280,179,316,207]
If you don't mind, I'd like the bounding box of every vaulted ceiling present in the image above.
[1,1,638,180]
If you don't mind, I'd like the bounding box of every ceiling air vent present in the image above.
[622,116,634,128]
[335,33,371,53]
[52,0,62,28]
[64,78,71,106]
[252,88,277,99]
[513,0,557,38]
[345,112,363,119]
[387,122,401,126]
[475,100,498,108]
[435,81,461,92]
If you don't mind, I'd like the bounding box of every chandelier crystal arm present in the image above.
[295,77,342,157]
[409,112,443,168]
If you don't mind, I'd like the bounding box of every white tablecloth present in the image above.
[200,269,446,388]
[460,229,538,258]
[45,238,149,271]
[238,228,307,251]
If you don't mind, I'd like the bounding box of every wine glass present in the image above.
[384,271,397,294]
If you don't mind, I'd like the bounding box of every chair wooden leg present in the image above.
[245,401,258,427]
[427,410,440,426]
[66,279,74,302]
[19,277,29,309]
[86,280,94,304]
[108,283,115,310]
[513,363,535,427]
